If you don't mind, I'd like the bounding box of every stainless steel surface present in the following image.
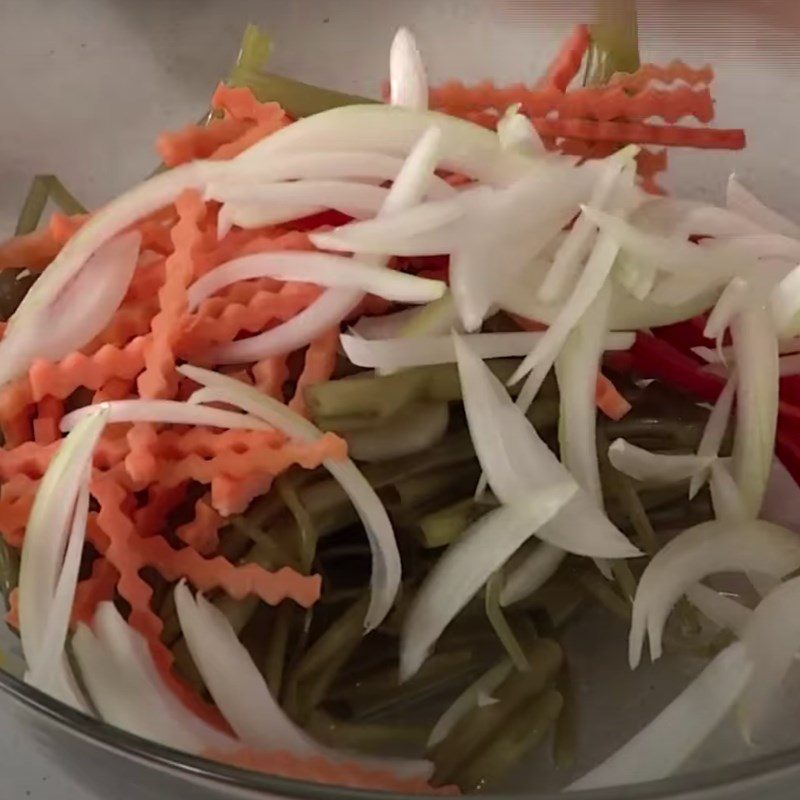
[1,1,800,798]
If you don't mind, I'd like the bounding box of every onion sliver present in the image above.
[730,304,779,517]
[686,584,752,635]
[709,460,748,522]
[497,106,544,156]
[61,399,270,433]
[629,519,800,668]
[218,202,322,237]
[771,262,800,338]
[341,330,632,374]
[74,603,236,753]
[181,365,401,630]
[344,403,449,462]
[739,576,800,739]
[689,376,736,498]
[390,27,428,110]
[209,151,454,198]
[761,457,800,533]
[608,439,713,485]
[427,660,514,747]
[399,483,577,680]
[704,277,749,344]
[188,252,445,309]
[500,542,566,607]
[727,174,800,239]
[233,104,537,187]
[19,408,108,683]
[569,642,752,791]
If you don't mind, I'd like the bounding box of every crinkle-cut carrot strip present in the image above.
[210,106,291,161]
[212,84,287,126]
[176,496,223,555]
[0,435,128,481]
[27,336,148,404]
[5,588,19,630]
[595,372,632,421]
[138,190,208,400]
[49,211,89,245]
[640,173,667,196]
[32,395,64,446]
[125,423,160,488]
[636,147,669,178]
[224,367,254,386]
[128,511,321,606]
[542,24,590,92]
[91,475,229,729]
[351,294,393,320]
[157,428,285,459]
[127,257,166,302]
[431,79,714,123]
[205,749,457,794]
[211,472,273,516]
[71,558,118,627]
[0,228,61,271]
[0,380,34,426]
[157,117,251,167]
[2,409,32,448]
[155,433,346,488]
[252,356,289,399]
[180,283,321,354]
[0,475,36,546]
[89,301,156,349]
[134,482,189,538]
[290,328,339,417]
[610,61,714,92]
[92,377,134,403]
[533,117,746,150]
[557,138,619,159]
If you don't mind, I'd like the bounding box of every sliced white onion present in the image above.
[709,233,800,263]
[208,180,390,220]
[497,105,544,156]
[232,104,536,187]
[500,543,566,607]
[180,365,400,630]
[581,205,755,281]
[399,292,461,338]
[633,197,766,240]
[340,330,632,375]
[218,122,443,364]
[608,439,713,485]
[730,304,779,517]
[538,155,632,304]
[454,334,640,558]
[727,174,800,239]
[686,584,751,635]
[217,201,322,237]
[19,408,108,692]
[188,252,445,309]
[310,195,469,256]
[556,281,611,504]
[73,603,236,753]
[629,519,800,669]
[61,399,270,433]
[350,306,425,339]
[689,376,735,499]
[399,483,577,680]
[709,459,748,522]
[427,659,513,747]
[344,403,449,462]
[568,642,752,791]
[704,276,749,345]
[739,575,800,739]
[211,287,363,364]
[390,27,428,110]
[771,262,800,338]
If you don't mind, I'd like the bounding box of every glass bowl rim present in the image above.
[3,663,800,799]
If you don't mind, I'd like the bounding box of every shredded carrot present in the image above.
[610,60,714,92]
[92,377,134,403]
[212,84,287,126]
[157,117,251,167]
[595,372,632,420]
[0,475,37,547]
[211,472,273,517]
[134,482,189,538]
[138,190,208,399]
[2,408,32,448]
[0,227,61,271]
[71,558,119,627]
[205,749,458,795]
[125,424,160,488]
[542,24,591,92]
[252,356,289,399]
[289,327,339,416]
[176,496,224,555]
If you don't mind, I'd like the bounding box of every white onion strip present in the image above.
[629,519,800,669]
[399,484,577,680]
[73,602,236,753]
[341,330,633,374]
[500,543,566,607]
[569,642,752,791]
[730,304,779,517]
[497,105,544,156]
[608,439,713,485]
[739,576,800,739]
[686,584,751,635]
[727,174,800,239]
[689,376,736,498]
[390,27,428,110]
[61,399,270,433]
[187,252,445,310]
[180,364,400,630]
[771,262,800,338]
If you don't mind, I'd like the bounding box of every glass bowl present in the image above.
[1,1,800,798]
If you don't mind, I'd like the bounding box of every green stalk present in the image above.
[15,174,86,236]
[417,499,487,549]
[264,602,293,697]
[585,0,640,86]
[485,572,530,672]
[306,711,428,752]
[275,473,317,573]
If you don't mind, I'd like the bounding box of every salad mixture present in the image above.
[3,4,800,794]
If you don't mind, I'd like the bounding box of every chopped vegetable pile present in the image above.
[4,7,800,795]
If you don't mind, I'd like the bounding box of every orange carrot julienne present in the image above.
[289,327,340,416]
[542,24,591,92]
[595,372,632,420]
[176,496,223,555]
